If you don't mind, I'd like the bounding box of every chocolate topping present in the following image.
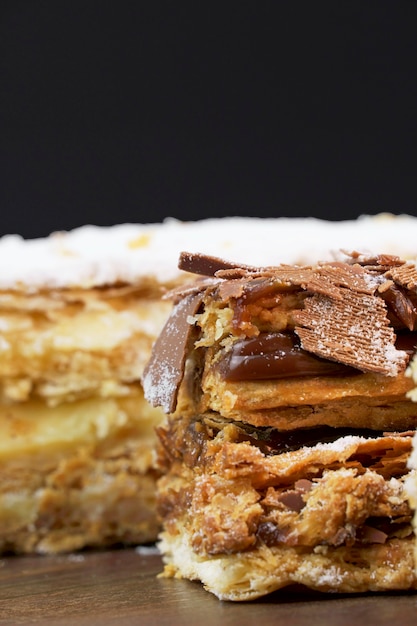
[142,291,204,413]
[347,252,405,270]
[143,251,417,414]
[380,284,417,331]
[305,262,377,298]
[179,251,260,277]
[219,332,360,381]
[294,289,408,376]
[387,262,417,291]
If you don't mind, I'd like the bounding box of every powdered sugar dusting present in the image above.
[1,214,417,291]
[142,360,178,413]
[312,435,366,454]
[306,564,348,587]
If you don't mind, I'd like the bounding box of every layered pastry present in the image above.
[1,213,417,555]
[0,243,172,553]
[144,250,417,600]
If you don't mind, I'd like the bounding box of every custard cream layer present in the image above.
[0,286,171,404]
[0,392,164,553]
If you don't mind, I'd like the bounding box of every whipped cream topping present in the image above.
[0,213,416,291]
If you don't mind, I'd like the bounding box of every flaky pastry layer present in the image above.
[155,415,416,599]
[198,368,416,430]
[0,391,164,553]
[159,531,416,601]
[0,285,171,404]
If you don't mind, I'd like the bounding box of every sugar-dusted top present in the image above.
[0,213,416,291]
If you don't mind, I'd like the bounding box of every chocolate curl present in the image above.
[179,251,260,277]
[142,292,204,413]
[294,289,409,376]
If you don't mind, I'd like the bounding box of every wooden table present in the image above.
[0,547,416,625]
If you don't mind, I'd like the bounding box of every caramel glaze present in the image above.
[218,330,417,382]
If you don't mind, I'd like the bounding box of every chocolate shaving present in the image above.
[179,251,259,277]
[356,525,388,545]
[346,252,405,270]
[388,262,417,291]
[179,251,318,285]
[380,284,417,331]
[165,277,219,304]
[217,278,255,301]
[308,262,378,298]
[255,266,314,289]
[294,479,314,493]
[142,291,204,413]
[294,289,408,376]
[277,479,314,512]
[277,490,306,513]
[215,268,275,280]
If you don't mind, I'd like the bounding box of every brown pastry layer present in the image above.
[156,414,416,599]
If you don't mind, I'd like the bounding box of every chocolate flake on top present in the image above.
[306,262,378,298]
[179,251,260,277]
[387,263,417,292]
[293,290,406,376]
[142,291,204,413]
[291,260,409,376]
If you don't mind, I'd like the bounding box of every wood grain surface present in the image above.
[0,548,416,626]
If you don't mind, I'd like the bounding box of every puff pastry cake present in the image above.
[144,248,417,600]
[1,213,417,555]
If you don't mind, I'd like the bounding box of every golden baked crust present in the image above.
[155,415,416,599]
[199,368,416,430]
[159,532,416,601]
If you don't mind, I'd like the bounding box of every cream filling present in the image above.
[0,290,172,404]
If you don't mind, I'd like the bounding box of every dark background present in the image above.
[1,0,416,238]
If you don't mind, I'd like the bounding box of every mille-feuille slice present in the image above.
[143,251,417,600]
[2,213,417,555]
